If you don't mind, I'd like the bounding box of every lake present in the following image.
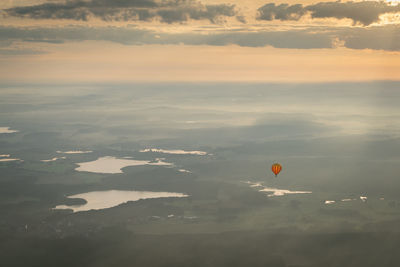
[75,156,173,174]
[54,190,188,212]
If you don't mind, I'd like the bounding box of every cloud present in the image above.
[3,0,239,23]
[307,1,400,25]
[258,3,305,21]
[340,25,400,51]
[258,1,400,26]
[0,48,47,55]
[0,25,334,49]
[0,24,398,51]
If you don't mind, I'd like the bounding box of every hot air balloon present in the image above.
[271,163,282,177]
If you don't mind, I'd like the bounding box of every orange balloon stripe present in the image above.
[271,164,282,175]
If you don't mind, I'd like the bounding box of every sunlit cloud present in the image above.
[257,1,400,26]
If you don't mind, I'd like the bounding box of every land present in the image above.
[1,82,400,267]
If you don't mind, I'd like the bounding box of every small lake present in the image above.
[259,187,312,197]
[57,150,92,154]
[0,127,18,134]
[244,181,312,197]
[140,148,207,155]
[0,154,21,162]
[54,190,188,212]
[75,156,173,174]
[41,156,66,162]
[0,158,21,162]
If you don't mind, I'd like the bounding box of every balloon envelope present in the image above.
[271,163,282,176]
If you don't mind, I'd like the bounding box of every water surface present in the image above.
[245,181,312,197]
[54,190,188,212]
[75,156,173,174]
[0,154,21,162]
[41,157,66,162]
[57,150,92,154]
[0,127,18,133]
[140,148,207,155]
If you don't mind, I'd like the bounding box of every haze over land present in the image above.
[1,82,400,266]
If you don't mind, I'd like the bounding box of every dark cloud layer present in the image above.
[4,0,238,23]
[0,24,398,51]
[342,25,400,51]
[0,26,331,49]
[258,1,400,25]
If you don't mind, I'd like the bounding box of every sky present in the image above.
[0,0,399,83]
